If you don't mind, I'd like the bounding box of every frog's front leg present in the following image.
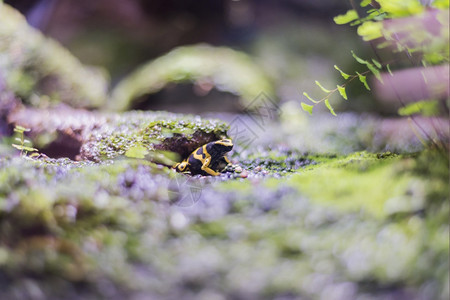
[209,156,231,172]
[201,156,220,176]
[173,158,191,173]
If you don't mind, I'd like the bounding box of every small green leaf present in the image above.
[371,58,382,69]
[367,63,383,82]
[386,64,393,76]
[324,99,337,116]
[373,14,386,21]
[334,65,350,79]
[21,146,38,152]
[377,41,392,49]
[351,50,369,65]
[350,20,362,26]
[356,72,371,90]
[315,80,331,93]
[398,100,439,117]
[337,85,348,100]
[301,102,314,115]
[333,10,359,25]
[13,126,30,133]
[303,92,319,103]
[381,0,424,17]
[423,52,446,64]
[12,144,37,152]
[361,0,372,7]
[357,21,383,41]
[125,145,149,159]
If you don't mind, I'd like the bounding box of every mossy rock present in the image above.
[109,44,275,112]
[0,4,108,108]
[8,106,229,161]
[80,110,230,162]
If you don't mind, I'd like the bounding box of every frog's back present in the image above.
[187,146,206,175]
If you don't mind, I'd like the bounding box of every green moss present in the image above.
[81,111,230,161]
[0,148,447,299]
[287,152,421,218]
[192,221,228,238]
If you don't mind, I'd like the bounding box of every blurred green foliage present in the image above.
[110,44,275,111]
[302,0,449,116]
[0,4,108,108]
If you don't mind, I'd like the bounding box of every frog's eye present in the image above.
[177,162,188,171]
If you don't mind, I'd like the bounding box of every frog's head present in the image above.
[210,139,233,155]
[174,161,189,172]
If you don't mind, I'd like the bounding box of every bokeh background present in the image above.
[5,0,378,113]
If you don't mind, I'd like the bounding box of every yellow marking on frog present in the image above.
[173,139,233,176]
[214,139,233,147]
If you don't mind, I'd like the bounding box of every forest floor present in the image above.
[0,108,448,300]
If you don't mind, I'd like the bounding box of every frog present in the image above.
[173,139,233,176]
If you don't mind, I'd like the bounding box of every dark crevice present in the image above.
[37,131,83,160]
[155,131,220,159]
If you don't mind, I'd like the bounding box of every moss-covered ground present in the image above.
[0,148,447,300]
